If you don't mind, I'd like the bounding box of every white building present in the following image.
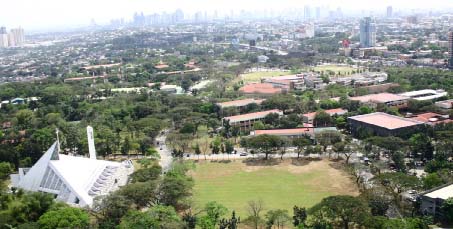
[10,126,134,207]
[399,89,448,101]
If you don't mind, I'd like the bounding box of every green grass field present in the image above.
[240,71,289,83]
[312,65,358,75]
[190,160,358,217]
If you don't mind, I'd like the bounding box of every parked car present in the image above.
[239,153,248,156]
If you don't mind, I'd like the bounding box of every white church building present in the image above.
[10,126,134,207]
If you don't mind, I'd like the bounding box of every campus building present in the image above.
[420,184,453,219]
[10,126,134,207]
[239,83,284,97]
[399,89,448,101]
[349,93,409,109]
[348,112,424,137]
[223,109,283,131]
[302,108,348,124]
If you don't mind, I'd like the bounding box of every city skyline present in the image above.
[2,0,453,31]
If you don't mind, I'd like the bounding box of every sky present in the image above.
[2,0,453,31]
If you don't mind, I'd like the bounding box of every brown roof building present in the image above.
[349,93,409,109]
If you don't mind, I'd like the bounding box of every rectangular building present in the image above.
[349,93,409,109]
[420,184,453,219]
[399,89,448,101]
[348,112,423,137]
[224,109,283,131]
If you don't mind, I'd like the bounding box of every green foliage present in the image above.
[38,207,89,229]
[119,210,158,229]
[422,173,444,190]
[130,164,162,183]
[265,209,291,228]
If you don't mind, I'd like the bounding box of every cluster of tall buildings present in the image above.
[0,27,25,48]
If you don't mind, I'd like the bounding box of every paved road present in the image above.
[156,131,173,172]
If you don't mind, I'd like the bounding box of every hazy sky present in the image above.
[2,0,453,31]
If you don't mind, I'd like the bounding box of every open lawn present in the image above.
[190,159,359,217]
[240,71,289,83]
[312,65,358,76]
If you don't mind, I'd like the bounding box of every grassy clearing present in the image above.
[190,159,359,217]
[240,71,290,83]
[311,65,358,75]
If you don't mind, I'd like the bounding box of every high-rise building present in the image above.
[360,17,376,48]
[304,5,311,20]
[0,27,8,48]
[8,27,25,47]
[386,6,393,18]
[448,32,453,69]
[316,7,321,19]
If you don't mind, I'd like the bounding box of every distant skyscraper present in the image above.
[360,17,376,48]
[316,7,321,19]
[0,27,8,48]
[304,5,311,20]
[386,6,393,18]
[9,27,25,46]
[448,32,453,69]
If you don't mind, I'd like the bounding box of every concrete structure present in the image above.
[348,112,424,137]
[224,109,283,131]
[0,27,8,48]
[435,99,453,109]
[302,108,348,123]
[250,128,313,138]
[349,93,409,109]
[399,89,448,101]
[216,98,265,110]
[360,17,376,48]
[420,184,453,219]
[11,127,134,207]
[408,113,452,126]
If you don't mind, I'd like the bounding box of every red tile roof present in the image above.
[350,93,408,103]
[409,113,453,125]
[349,112,422,130]
[239,83,282,95]
[302,108,348,120]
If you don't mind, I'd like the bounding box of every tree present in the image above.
[38,207,89,229]
[245,200,265,229]
[130,164,162,183]
[315,130,342,154]
[422,173,443,190]
[441,198,453,224]
[309,195,370,229]
[201,201,228,228]
[119,210,158,229]
[313,111,333,127]
[92,193,132,227]
[391,152,406,173]
[265,209,291,229]
[158,163,194,210]
[117,181,157,209]
[409,133,434,161]
[147,205,184,228]
[247,134,283,160]
[293,206,307,227]
[293,137,311,159]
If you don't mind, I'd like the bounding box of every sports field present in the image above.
[240,71,289,83]
[190,159,359,217]
[312,65,357,75]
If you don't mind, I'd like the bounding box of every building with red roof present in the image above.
[216,99,265,109]
[302,108,348,123]
[239,83,284,97]
[348,112,424,137]
[408,113,453,126]
[349,93,409,109]
[250,128,313,138]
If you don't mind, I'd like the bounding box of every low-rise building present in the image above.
[216,98,265,110]
[302,108,348,123]
[250,128,313,138]
[239,83,284,97]
[435,99,453,109]
[349,93,409,109]
[408,113,453,126]
[420,184,453,219]
[348,112,424,137]
[399,89,448,101]
[224,109,283,131]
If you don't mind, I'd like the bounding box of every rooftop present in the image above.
[302,108,348,120]
[239,83,283,95]
[252,128,313,136]
[349,93,409,103]
[224,109,282,123]
[348,112,423,130]
[409,112,453,125]
[424,184,453,200]
[399,89,447,101]
[216,98,265,109]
